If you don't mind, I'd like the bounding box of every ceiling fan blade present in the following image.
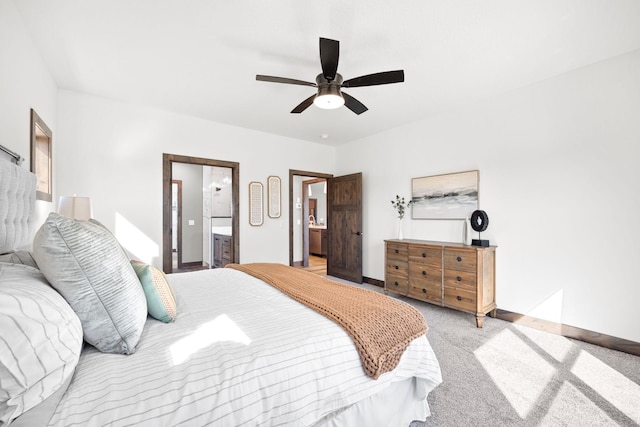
[291,94,317,114]
[342,70,405,88]
[256,75,316,87]
[342,92,368,115]
[319,38,339,82]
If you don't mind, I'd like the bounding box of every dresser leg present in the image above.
[475,314,485,328]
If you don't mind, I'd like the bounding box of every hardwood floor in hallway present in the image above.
[300,255,327,276]
[172,252,209,273]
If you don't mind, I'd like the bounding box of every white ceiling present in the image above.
[13,0,640,146]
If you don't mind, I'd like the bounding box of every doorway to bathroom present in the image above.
[289,170,332,274]
[162,153,239,274]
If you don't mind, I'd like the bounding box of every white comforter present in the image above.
[48,268,441,426]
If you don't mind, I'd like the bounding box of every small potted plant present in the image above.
[391,195,412,239]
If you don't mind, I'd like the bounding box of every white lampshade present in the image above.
[58,196,93,220]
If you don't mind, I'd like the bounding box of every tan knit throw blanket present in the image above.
[227,263,427,379]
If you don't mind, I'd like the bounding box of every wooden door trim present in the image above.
[302,183,309,267]
[171,180,183,269]
[163,153,240,274]
[288,170,333,268]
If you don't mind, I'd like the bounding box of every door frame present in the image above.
[288,170,332,268]
[163,153,240,274]
[171,180,183,269]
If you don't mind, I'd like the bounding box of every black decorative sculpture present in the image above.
[470,210,490,247]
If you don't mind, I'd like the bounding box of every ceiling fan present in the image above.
[256,37,404,115]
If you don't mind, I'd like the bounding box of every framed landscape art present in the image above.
[411,170,479,219]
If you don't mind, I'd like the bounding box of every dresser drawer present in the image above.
[385,274,409,295]
[222,242,231,258]
[386,259,408,277]
[443,269,477,290]
[444,286,477,312]
[444,248,477,273]
[408,245,442,267]
[386,242,408,261]
[408,283,442,305]
[409,263,441,286]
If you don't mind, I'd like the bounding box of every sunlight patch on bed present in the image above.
[570,350,640,423]
[115,212,159,264]
[170,314,251,365]
[474,328,555,418]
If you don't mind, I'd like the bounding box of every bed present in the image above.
[0,156,442,426]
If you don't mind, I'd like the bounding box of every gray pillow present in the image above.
[0,250,38,268]
[32,213,147,354]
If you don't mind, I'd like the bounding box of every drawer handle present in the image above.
[394,281,399,286]
[456,296,462,301]
[457,256,462,262]
[422,253,427,258]
[422,288,427,293]
[395,249,399,254]
[394,265,399,270]
[422,270,427,276]
[456,276,462,282]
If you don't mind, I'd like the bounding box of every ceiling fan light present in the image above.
[314,94,344,109]
[314,84,344,109]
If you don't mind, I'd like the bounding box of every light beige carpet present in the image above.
[332,278,640,426]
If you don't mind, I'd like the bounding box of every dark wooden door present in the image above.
[327,172,362,283]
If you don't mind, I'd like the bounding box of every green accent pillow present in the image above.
[131,260,177,323]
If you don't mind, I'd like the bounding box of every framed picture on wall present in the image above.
[411,170,479,219]
[249,181,264,226]
[267,176,281,218]
[30,109,53,202]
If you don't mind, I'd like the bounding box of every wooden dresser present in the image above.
[384,239,496,327]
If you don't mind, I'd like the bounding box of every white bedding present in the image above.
[46,268,442,426]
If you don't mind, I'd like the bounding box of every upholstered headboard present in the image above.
[0,158,36,253]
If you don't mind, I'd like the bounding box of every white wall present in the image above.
[0,0,57,231]
[336,49,640,343]
[55,90,335,266]
[309,181,327,225]
[292,175,306,263]
[210,167,233,217]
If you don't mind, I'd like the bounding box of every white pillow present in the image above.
[0,263,83,425]
[32,213,147,355]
